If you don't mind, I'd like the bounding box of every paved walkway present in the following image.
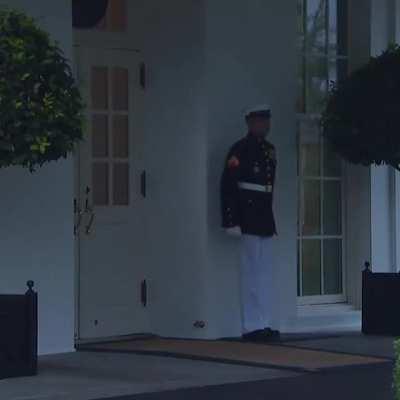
[0,351,299,400]
[107,362,395,400]
[0,332,396,400]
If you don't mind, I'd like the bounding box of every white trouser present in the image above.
[239,234,273,334]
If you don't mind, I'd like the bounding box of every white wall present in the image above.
[131,0,298,338]
[342,0,400,307]
[344,0,372,309]
[370,0,398,273]
[133,0,210,338]
[0,0,75,354]
[370,166,393,272]
[204,0,298,336]
[394,1,400,272]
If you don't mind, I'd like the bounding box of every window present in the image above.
[297,0,348,303]
[297,0,348,114]
[95,0,127,32]
[91,65,131,206]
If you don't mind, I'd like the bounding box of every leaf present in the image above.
[0,8,85,171]
[0,140,14,151]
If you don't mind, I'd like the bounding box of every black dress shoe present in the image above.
[241,328,280,342]
[241,329,265,341]
[263,327,281,338]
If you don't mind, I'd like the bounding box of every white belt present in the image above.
[238,182,267,192]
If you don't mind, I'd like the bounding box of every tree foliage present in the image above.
[321,43,400,170]
[0,8,85,172]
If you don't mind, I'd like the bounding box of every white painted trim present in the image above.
[394,170,400,271]
[72,48,81,341]
[393,0,400,272]
[396,0,400,42]
[297,295,346,306]
[388,0,397,43]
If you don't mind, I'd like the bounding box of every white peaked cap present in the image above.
[244,104,271,118]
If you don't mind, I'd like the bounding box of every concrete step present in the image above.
[282,304,362,333]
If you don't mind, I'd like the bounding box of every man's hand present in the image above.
[225,226,242,237]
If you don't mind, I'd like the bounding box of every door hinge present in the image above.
[141,279,147,307]
[140,62,146,90]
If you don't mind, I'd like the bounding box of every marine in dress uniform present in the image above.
[220,104,280,342]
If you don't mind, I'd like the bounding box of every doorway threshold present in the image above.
[75,333,157,347]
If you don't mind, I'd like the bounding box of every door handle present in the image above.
[141,279,147,307]
[84,186,95,235]
[73,198,83,236]
[85,211,95,235]
[140,170,146,198]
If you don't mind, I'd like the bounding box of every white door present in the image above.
[74,46,149,340]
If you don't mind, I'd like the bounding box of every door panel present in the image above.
[74,47,148,339]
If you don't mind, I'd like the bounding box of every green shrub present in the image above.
[0,8,85,172]
[321,43,400,170]
[394,339,400,398]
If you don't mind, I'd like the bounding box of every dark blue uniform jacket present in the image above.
[220,133,277,237]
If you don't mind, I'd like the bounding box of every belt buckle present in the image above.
[266,185,273,192]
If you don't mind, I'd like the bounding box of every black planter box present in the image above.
[362,262,400,336]
[0,281,38,379]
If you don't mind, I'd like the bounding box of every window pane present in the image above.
[96,0,127,32]
[328,57,348,88]
[112,67,129,111]
[302,180,321,235]
[109,0,127,31]
[113,163,129,205]
[327,0,349,58]
[301,142,320,176]
[297,240,301,296]
[92,114,108,158]
[302,239,322,295]
[297,54,306,113]
[299,125,321,176]
[91,67,108,110]
[92,162,109,206]
[305,56,328,114]
[112,115,129,158]
[323,138,341,177]
[323,180,342,235]
[336,0,348,57]
[328,0,337,55]
[297,0,306,52]
[323,239,342,294]
[306,0,327,55]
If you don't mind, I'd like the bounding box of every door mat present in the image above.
[77,338,389,373]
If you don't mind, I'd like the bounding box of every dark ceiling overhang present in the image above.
[72,0,109,29]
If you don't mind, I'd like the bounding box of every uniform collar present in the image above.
[246,131,265,144]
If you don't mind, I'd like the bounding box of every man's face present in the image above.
[247,115,271,137]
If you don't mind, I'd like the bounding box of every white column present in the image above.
[392,0,400,271]
[369,0,398,273]
[345,0,372,309]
